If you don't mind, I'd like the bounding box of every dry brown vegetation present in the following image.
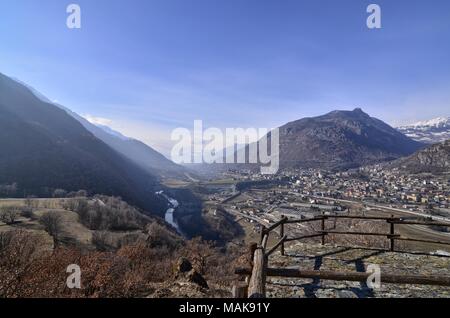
[39,211,64,246]
[0,228,243,298]
[0,195,255,298]
[0,195,245,298]
[63,196,150,231]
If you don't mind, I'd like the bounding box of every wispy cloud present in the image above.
[83,114,114,126]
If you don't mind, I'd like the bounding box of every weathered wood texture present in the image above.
[236,268,450,287]
[247,248,266,298]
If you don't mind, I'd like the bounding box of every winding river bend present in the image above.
[156,191,185,237]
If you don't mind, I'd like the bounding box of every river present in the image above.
[156,191,184,236]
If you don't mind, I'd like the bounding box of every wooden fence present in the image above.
[233,214,450,298]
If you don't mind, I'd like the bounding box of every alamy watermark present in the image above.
[171,121,280,174]
[66,264,81,289]
[65,4,381,30]
[367,4,382,29]
[366,264,381,289]
[66,4,81,29]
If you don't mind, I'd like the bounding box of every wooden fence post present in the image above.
[248,247,266,298]
[260,226,266,245]
[232,282,248,298]
[390,215,395,252]
[248,242,258,263]
[280,215,285,256]
[321,213,326,245]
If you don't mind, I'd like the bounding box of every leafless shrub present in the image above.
[117,233,147,248]
[24,196,39,209]
[52,189,67,198]
[91,231,116,251]
[39,211,63,246]
[20,206,34,219]
[146,222,181,250]
[0,206,20,225]
[67,190,88,198]
[69,196,149,231]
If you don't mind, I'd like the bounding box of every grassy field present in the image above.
[0,197,161,253]
[0,198,100,249]
[0,198,63,208]
[0,198,93,250]
[161,179,192,188]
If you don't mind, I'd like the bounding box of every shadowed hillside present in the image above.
[0,72,166,216]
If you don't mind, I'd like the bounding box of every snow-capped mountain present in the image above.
[397,117,450,144]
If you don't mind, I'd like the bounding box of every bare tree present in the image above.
[39,212,63,246]
[0,206,20,225]
[24,196,38,209]
[20,207,34,219]
[76,190,88,198]
[92,231,115,251]
[52,189,67,198]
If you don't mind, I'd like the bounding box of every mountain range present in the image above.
[197,108,426,174]
[0,72,167,216]
[1,72,447,217]
[276,108,424,170]
[397,117,450,144]
[18,80,187,180]
[61,106,187,180]
[220,108,425,172]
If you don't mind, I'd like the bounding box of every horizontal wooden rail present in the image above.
[393,220,450,227]
[285,233,325,242]
[265,217,287,232]
[282,215,400,225]
[320,230,400,237]
[395,237,450,246]
[235,268,450,287]
[263,215,450,230]
[284,216,326,224]
[329,215,398,221]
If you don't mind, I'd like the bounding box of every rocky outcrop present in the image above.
[393,139,450,174]
[176,258,193,273]
[175,258,209,289]
[145,258,228,298]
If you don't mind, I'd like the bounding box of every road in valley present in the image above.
[310,195,450,223]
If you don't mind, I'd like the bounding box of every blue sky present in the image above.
[1,0,450,155]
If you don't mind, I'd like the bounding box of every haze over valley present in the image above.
[1,0,450,300]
